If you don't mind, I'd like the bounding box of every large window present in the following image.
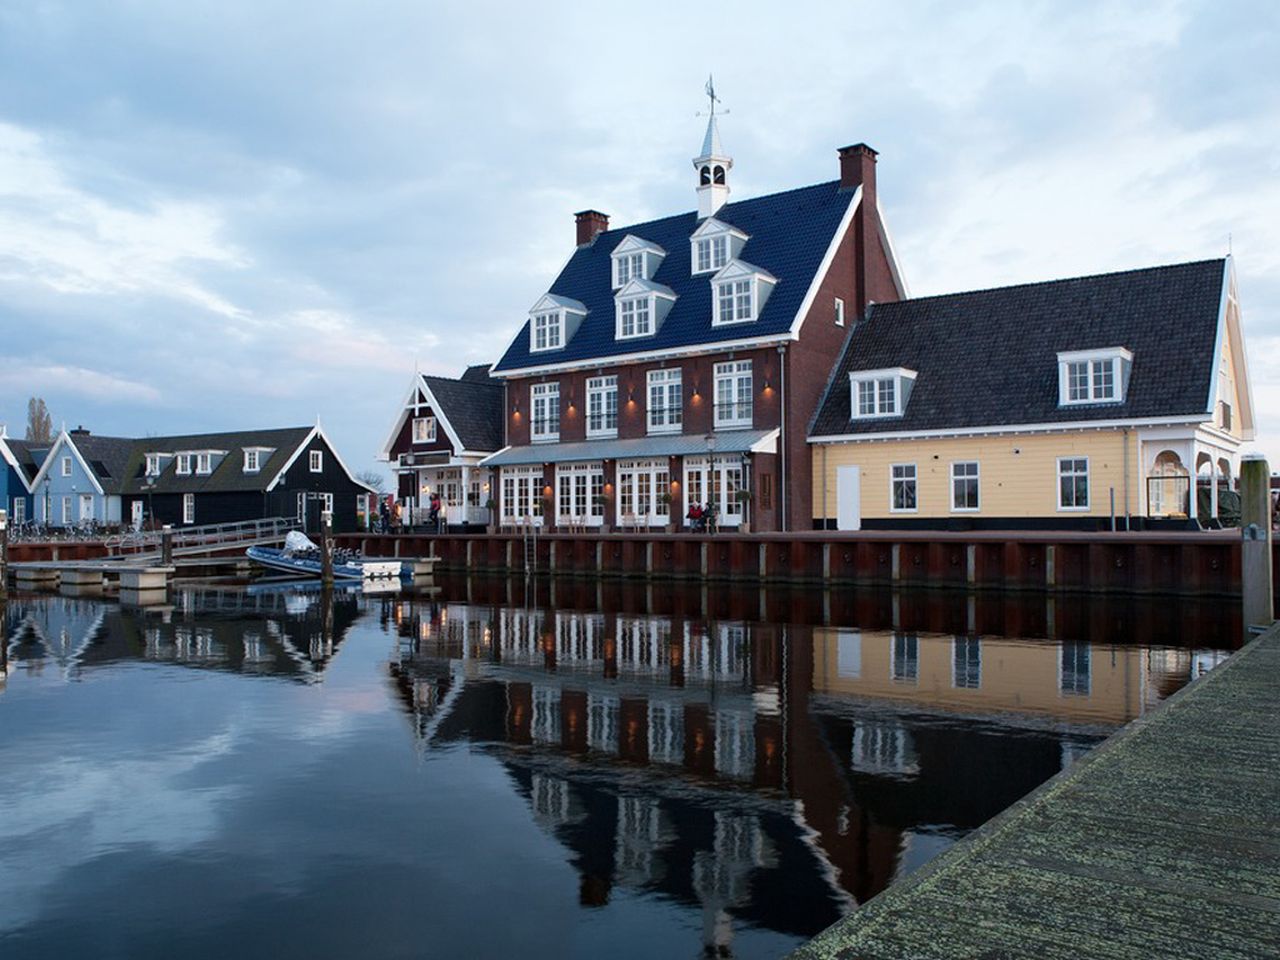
[532,311,563,351]
[531,382,560,442]
[647,368,682,433]
[413,417,436,444]
[1058,348,1130,405]
[853,377,898,417]
[713,360,752,428]
[615,252,645,287]
[891,463,917,512]
[586,376,618,438]
[951,461,979,512]
[618,297,653,338]
[715,279,754,324]
[617,459,670,527]
[501,466,545,524]
[694,235,728,274]
[1058,457,1089,510]
[555,462,604,526]
[683,456,743,524]
[183,493,195,524]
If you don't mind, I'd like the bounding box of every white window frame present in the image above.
[713,360,753,429]
[714,278,755,325]
[585,376,618,439]
[412,417,436,444]
[682,456,744,523]
[1057,456,1090,511]
[12,498,25,525]
[952,636,982,690]
[531,382,560,443]
[617,296,654,340]
[61,495,72,524]
[1057,348,1131,406]
[554,461,605,527]
[646,368,683,434]
[850,368,916,419]
[196,452,212,475]
[176,454,192,475]
[614,252,646,288]
[182,493,195,525]
[145,454,161,477]
[890,463,918,513]
[500,465,545,525]
[951,461,980,513]
[309,450,323,473]
[617,458,671,527]
[61,456,72,477]
[693,235,729,275]
[243,449,260,473]
[835,297,845,327]
[531,310,563,352]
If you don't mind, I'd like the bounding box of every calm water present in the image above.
[0,578,1239,959]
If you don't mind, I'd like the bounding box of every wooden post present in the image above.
[0,509,8,606]
[320,511,334,587]
[161,524,173,566]
[1240,454,1274,630]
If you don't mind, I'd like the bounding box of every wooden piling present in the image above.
[0,509,8,606]
[320,511,334,587]
[1241,454,1274,630]
[161,524,174,566]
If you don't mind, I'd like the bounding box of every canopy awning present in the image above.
[480,428,779,468]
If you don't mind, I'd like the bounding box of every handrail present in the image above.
[106,516,301,555]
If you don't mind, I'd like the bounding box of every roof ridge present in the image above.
[870,258,1227,313]
[592,178,842,240]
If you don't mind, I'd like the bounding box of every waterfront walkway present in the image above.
[793,620,1280,960]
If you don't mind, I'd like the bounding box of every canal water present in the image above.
[0,578,1238,959]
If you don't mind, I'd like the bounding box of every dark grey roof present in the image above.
[482,427,777,467]
[422,374,504,452]
[461,364,493,383]
[68,434,136,489]
[4,438,47,483]
[117,427,314,495]
[810,259,1226,438]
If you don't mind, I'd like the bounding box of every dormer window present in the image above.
[710,261,776,326]
[850,368,917,419]
[1057,348,1131,406]
[176,454,192,475]
[244,450,260,473]
[196,453,212,475]
[614,279,677,341]
[690,217,748,275]
[528,294,587,353]
[611,235,665,289]
[145,454,162,477]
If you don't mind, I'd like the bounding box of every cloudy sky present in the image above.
[1,0,1277,475]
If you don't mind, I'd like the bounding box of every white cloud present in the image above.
[0,363,161,403]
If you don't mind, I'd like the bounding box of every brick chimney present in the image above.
[838,143,877,200]
[574,209,609,247]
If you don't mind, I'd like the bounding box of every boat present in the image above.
[246,532,403,581]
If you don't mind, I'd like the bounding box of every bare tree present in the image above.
[25,397,53,443]
[356,470,387,494]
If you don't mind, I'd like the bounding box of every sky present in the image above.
[0,0,1277,479]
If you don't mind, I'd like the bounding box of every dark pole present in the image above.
[0,508,9,606]
[161,524,173,566]
[320,510,334,587]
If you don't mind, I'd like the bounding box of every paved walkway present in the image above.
[793,621,1280,960]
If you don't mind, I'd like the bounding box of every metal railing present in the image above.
[106,516,301,555]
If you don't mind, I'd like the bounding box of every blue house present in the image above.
[27,427,130,528]
[0,427,38,527]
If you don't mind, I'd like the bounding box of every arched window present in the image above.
[713,165,726,185]
[700,165,711,186]
[1150,451,1189,517]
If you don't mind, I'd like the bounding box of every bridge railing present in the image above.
[106,517,301,555]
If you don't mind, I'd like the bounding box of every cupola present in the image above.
[693,77,732,219]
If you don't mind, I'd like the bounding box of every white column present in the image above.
[460,464,471,524]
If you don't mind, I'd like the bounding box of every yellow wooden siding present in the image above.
[1218,317,1244,439]
[812,430,1141,521]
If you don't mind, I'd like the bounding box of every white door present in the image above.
[80,494,94,521]
[836,466,861,531]
[131,500,144,529]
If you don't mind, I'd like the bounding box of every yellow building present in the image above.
[808,258,1256,529]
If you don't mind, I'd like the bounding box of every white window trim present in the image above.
[1056,455,1091,512]
[713,276,757,326]
[196,453,213,475]
[689,218,748,275]
[243,450,260,473]
[145,454,162,477]
[1057,347,1132,406]
[585,376,618,439]
[176,454,192,476]
[834,297,845,327]
[850,367,917,420]
[950,460,981,513]
[712,360,753,429]
[646,368,683,435]
[951,636,982,690]
[616,295,655,340]
[531,310,564,353]
[889,462,918,514]
[61,456,72,477]
[412,417,437,444]
[531,382,560,443]
[309,450,323,473]
[182,493,195,525]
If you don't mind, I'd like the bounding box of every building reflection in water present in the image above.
[384,577,1240,952]
[2,585,361,685]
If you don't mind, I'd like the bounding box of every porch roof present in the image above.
[480,428,778,468]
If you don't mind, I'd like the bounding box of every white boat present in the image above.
[246,532,403,581]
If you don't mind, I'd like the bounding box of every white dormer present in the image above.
[710,261,776,326]
[693,112,732,219]
[611,235,666,289]
[529,294,588,353]
[1057,347,1132,406]
[850,368,917,419]
[614,278,677,340]
[144,453,167,477]
[690,217,748,275]
[242,447,274,473]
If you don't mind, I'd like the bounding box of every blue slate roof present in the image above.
[492,180,855,373]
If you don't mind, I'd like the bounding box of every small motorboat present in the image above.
[247,532,403,581]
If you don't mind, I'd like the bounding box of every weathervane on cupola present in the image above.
[693,75,732,219]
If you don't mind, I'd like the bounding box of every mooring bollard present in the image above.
[1240,454,1274,632]
[0,508,8,605]
[161,524,174,566]
[320,511,334,587]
